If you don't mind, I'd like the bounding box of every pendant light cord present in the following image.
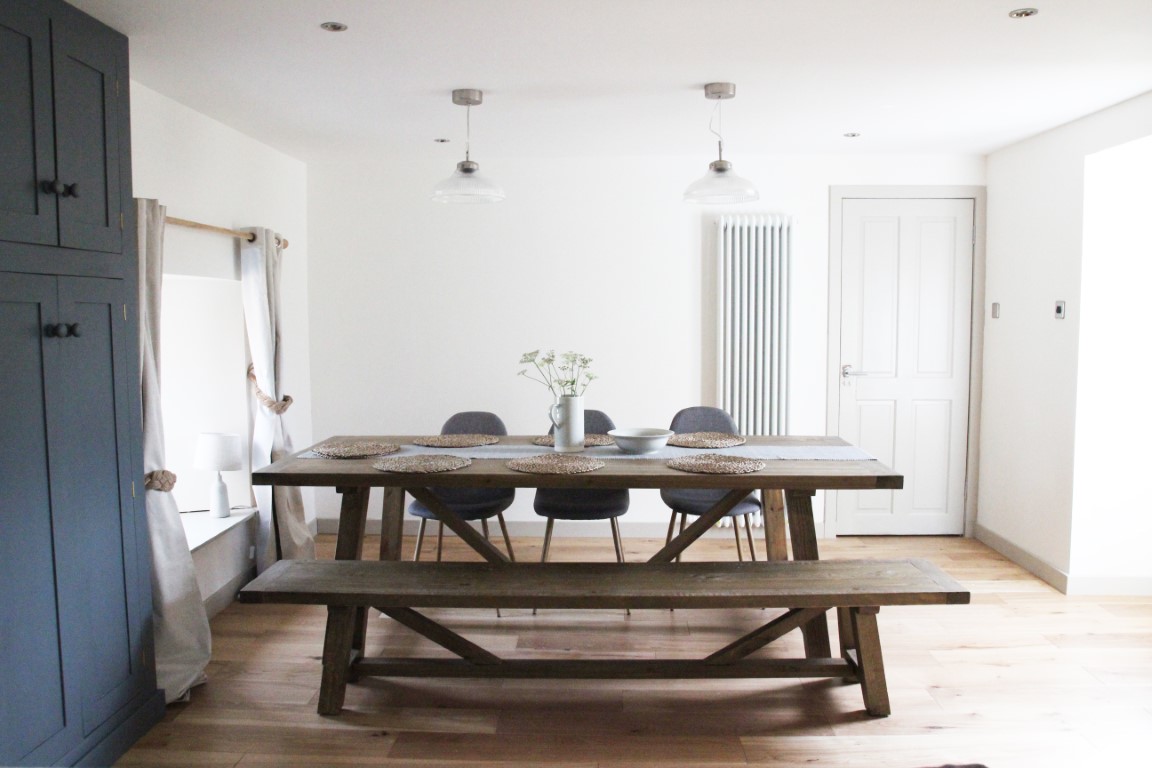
[465,104,472,162]
[709,99,725,161]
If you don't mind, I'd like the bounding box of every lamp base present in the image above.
[208,471,231,518]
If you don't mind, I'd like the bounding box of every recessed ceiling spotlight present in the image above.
[434,138,450,143]
[320,21,348,31]
[843,132,861,138]
[1008,8,1038,18]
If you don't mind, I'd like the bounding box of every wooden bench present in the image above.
[238,558,969,717]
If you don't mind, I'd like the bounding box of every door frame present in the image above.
[825,186,987,538]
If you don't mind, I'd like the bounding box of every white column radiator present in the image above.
[716,215,791,437]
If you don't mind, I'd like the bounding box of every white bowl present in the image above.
[608,428,674,455]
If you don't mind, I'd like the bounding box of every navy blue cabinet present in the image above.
[1,1,163,765]
[0,0,125,255]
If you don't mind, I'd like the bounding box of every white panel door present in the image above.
[836,198,973,534]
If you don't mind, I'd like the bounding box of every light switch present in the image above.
[1055,301,1066,319]
[991,302,1000,319]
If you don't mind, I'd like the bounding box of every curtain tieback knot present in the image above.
[144,469,177,492]
[248,364,293,414]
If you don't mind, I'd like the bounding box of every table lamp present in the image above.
[194,432,243,518]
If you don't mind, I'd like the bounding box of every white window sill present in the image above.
[181,507,258,552]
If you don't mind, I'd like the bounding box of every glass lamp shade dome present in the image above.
[431,160,505,204]
[683,159,759,204]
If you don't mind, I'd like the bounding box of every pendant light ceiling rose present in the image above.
[452,88,483,107]
[704,82,736,100]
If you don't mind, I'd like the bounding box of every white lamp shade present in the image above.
[193,432,243,471]
[683,164,760,204]
[431,162,505,203]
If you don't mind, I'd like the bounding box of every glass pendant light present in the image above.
[431,89,505,203]
[683,82,759,204]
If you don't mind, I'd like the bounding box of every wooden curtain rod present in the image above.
[165,216,290,249]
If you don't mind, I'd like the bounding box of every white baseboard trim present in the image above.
[974,523,1069,593]
[1063,575,1152,596]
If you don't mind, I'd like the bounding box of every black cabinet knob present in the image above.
[45,323,69,338]
[67,323,81,338]
[41,179,66,195]
[64,183,79,198]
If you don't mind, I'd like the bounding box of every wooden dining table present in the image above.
[252,434,903,663]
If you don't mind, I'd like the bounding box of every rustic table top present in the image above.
[253,435,903,491]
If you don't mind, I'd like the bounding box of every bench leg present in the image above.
[318,606,359,716]
[850,607,890,717]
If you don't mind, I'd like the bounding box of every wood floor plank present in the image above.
[114,534,1152,767]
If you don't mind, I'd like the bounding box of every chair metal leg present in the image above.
[413,518,428,561]
[534,518,557,615]
[610,517,630,615]
[541,518,555,563]
[610,517,625,563]
[497,512,515,561]
[743,513,758,561]
[677,513,687,563]
[478,518,502,618]
[732,520,744,561]
[435,520,444,561]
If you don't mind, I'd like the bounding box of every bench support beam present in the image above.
[704,607,827,665]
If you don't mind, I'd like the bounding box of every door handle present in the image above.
[841,364,868,379]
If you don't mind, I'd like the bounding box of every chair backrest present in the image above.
[442,411,508,436]
[668,406,739,434]
[547,409,615,435]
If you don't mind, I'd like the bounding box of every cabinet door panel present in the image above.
[0,274,74,765]
[51,15,122,254]
[0,2,57,246]
[49,277,145,736]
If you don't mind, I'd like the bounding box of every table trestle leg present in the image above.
[406,487,511,564]
[648,489,752,563]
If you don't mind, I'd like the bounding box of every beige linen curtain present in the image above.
[240,229,315,571]
[137,198,211,702]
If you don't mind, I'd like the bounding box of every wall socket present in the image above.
[1055,301,1066,319]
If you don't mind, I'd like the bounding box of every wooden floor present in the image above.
[117,533,1152,768]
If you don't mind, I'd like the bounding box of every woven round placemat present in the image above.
[312,440,401,459]
[372,454,471,473]
[531,434,615,448]
[507,454,605,474]
[666,432,747,448]
[411,434,500,448]
[667,453,765,474]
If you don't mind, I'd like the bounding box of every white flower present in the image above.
[518,348,596,398]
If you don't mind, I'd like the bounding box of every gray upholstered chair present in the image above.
[533,409,630,563]
[660,406,761,560]
[409,411,516,562]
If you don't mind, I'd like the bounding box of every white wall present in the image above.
[306,151,984,533]
[980,90,1152,591]
[130,82,314,523]
[1069,135,1152,593]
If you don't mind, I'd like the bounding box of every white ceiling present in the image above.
[67,0,1152,164]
